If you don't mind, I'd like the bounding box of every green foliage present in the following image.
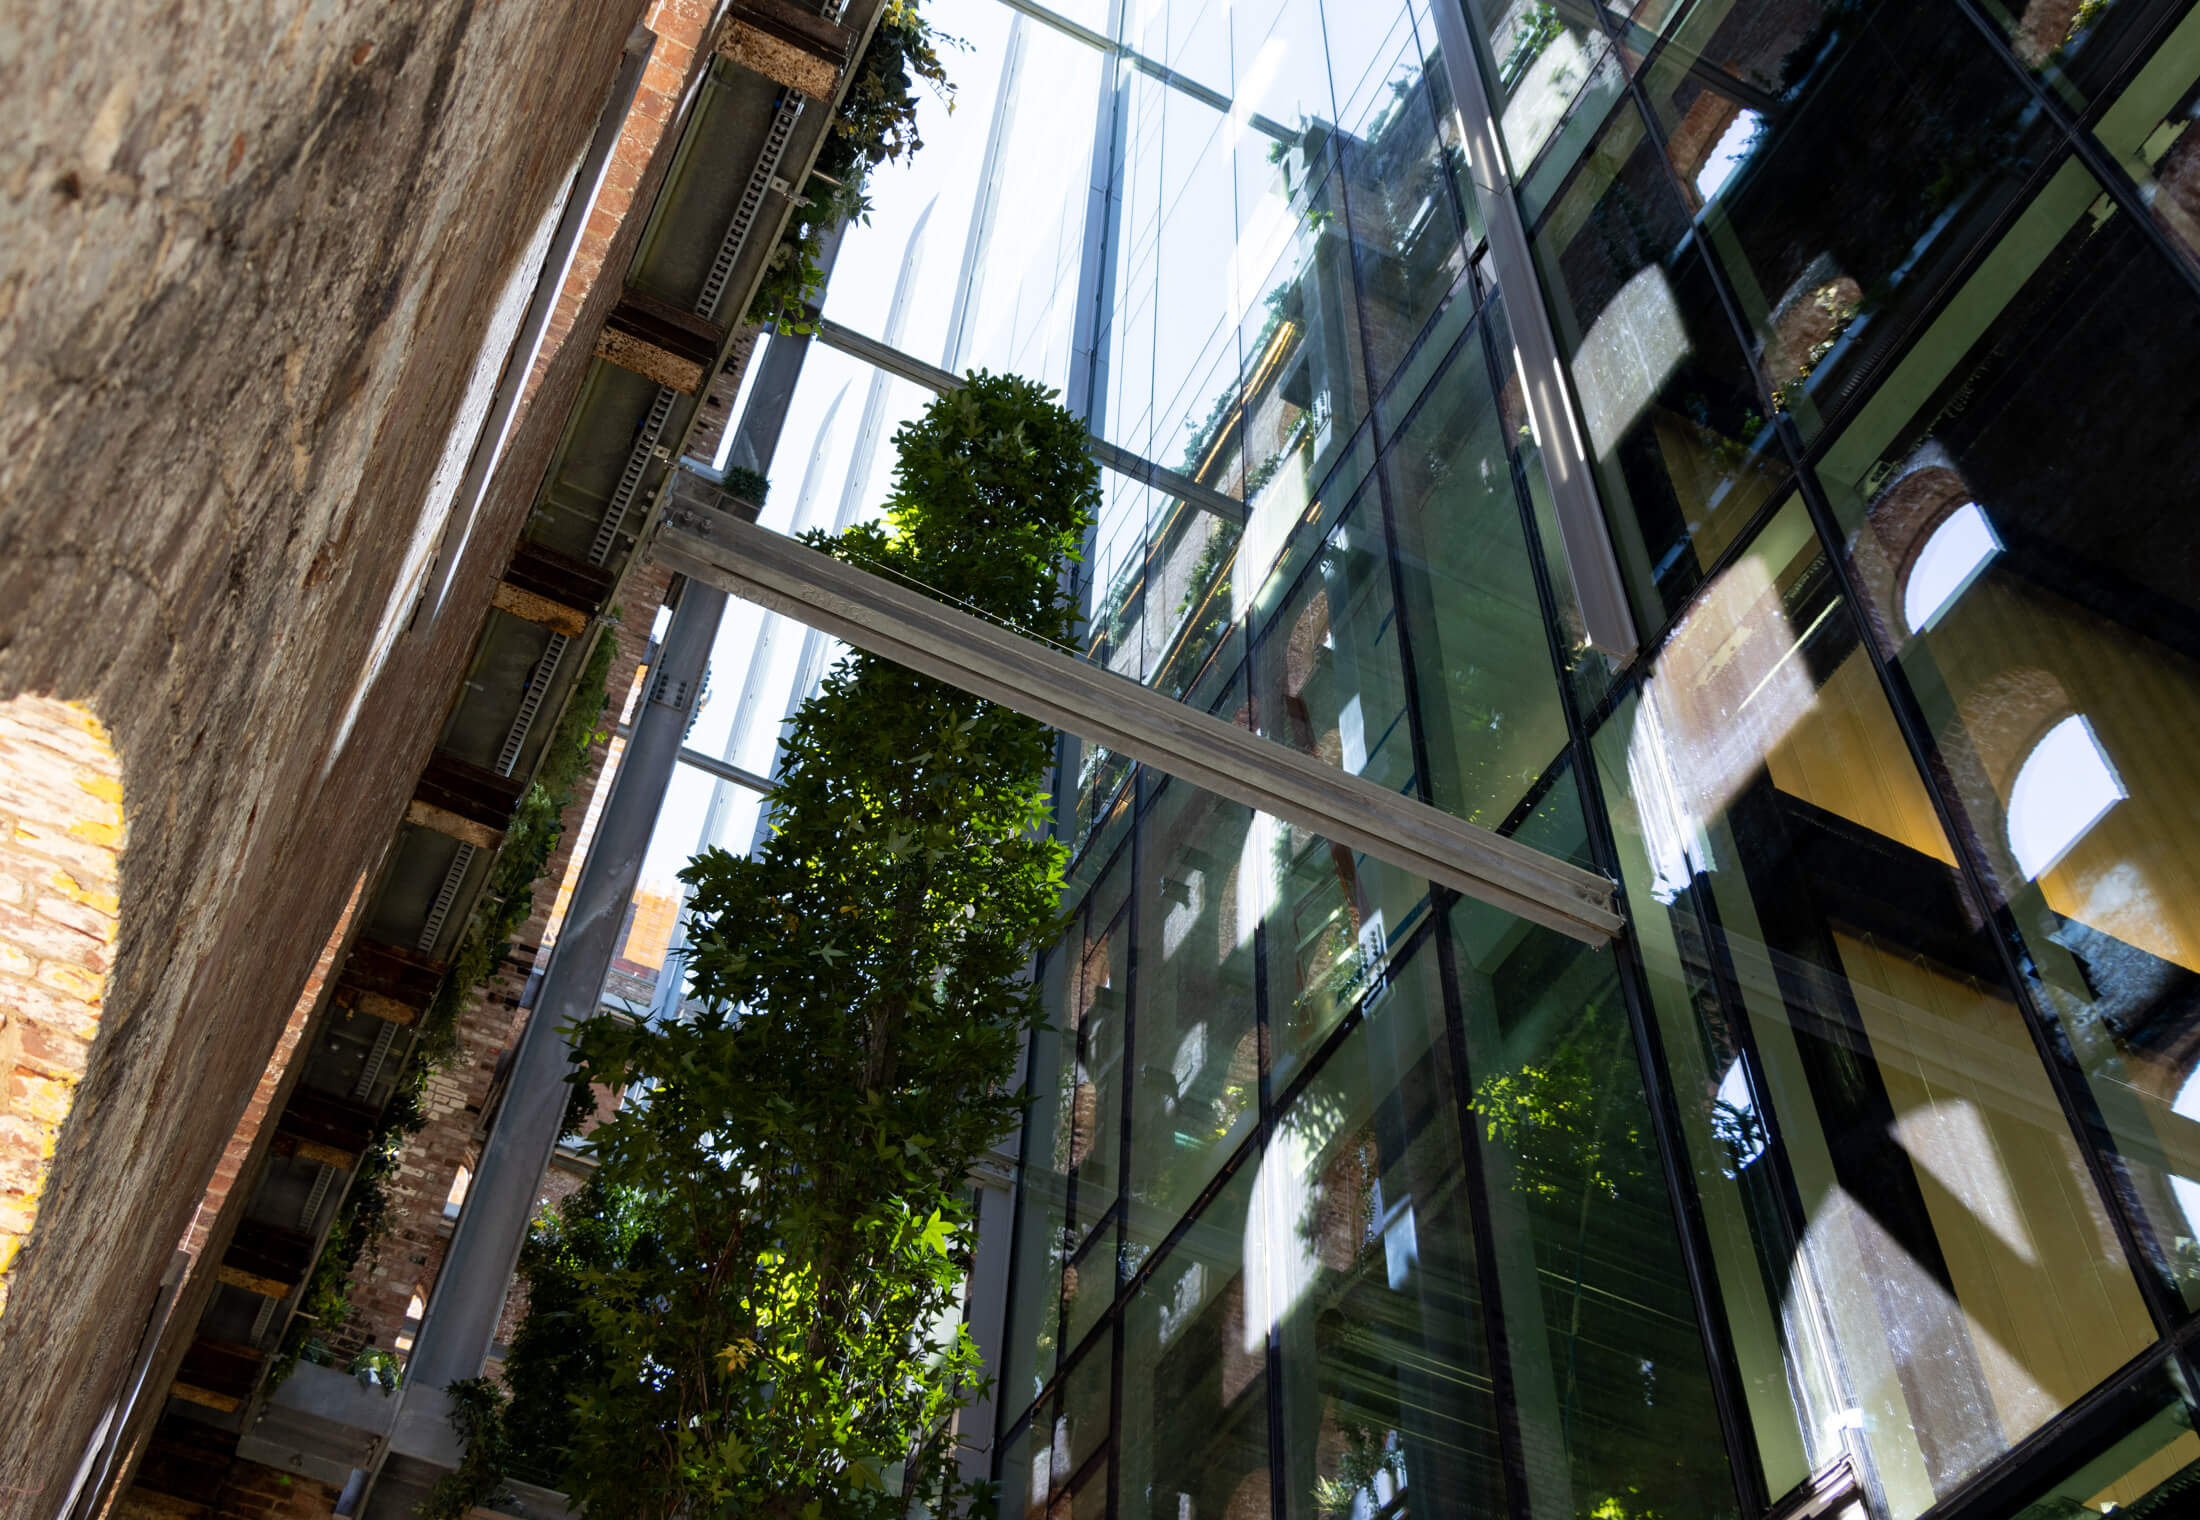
[269,620,620,1388]
[501,373,1099,1518]
[424,1378,515,1520]
[721,465,772,507]
[749,1,960,333]
[1471,1021,1641,1205]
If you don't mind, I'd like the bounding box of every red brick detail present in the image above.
[520,4,718,416]
[179,881,362,1262]
[0,697,122,1316]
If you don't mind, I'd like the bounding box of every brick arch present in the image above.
[0,695,124,1316]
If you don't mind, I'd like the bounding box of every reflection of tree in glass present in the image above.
[1471,1016,1641,1204]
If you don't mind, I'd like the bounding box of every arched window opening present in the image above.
[2008,714,2125,880]
[443,1164,473,1220]
[1901,500,2001,635]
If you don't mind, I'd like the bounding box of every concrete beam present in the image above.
[653,502,1625,943]
[716,0,853,98]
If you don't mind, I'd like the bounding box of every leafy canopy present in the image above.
[502,372,1098,1519]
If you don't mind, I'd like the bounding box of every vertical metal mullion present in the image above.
[1108,766,1143,1520]
[1433,902,1538,1520]
[1256,851,1289,1520]
[1476,289,1773,1519]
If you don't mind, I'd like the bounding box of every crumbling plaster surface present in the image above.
[0,0,648,1497]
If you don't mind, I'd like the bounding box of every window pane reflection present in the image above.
[1270,949,1509,1520]
[1449,898,1736,1520]
[1120,1163,1271,1520]
[1531,103,1788,624]
[1810,149,2200,1322]
[1130,780,1262,1225]
[1591,498,2155,1518]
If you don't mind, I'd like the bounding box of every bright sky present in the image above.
[638,0,1096,925]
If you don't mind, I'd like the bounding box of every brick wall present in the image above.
[338,561,674,1358]
[180,885,362,1263]
[524,0,718,408]
[0,696,122,1319]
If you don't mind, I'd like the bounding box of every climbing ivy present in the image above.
[269,617,622,1387]
[487,372,1098,1518]
[748,0,959,333]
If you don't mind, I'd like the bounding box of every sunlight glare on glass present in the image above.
[1902,501,2001,634]
[2007,714,2125,880]
[1694,109,1762,203]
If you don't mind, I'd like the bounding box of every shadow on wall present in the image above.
[0,694,124,1316]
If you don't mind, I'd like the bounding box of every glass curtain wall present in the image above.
[984,2,2200,1520]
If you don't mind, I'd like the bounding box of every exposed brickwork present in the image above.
[0,697,122,1319]
[339,562,673,1358]
[181,884,362,1262]
[524,0,718,409]
[117,1421,340,1520]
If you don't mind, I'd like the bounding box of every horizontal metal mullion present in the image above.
[809,318,1249,528]
[653,503,1624,943]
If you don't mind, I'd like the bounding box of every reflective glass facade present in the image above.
[979,2,2200,1520]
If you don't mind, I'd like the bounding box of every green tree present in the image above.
[509,372,1098,1518]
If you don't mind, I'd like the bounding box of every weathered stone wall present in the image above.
[0,0,654,1500]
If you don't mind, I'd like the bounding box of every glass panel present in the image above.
[1073,889,1130,1247]
[1232,154,1367,584]
[1000,1415,1049,1520]
[1384,319,1572,833]
[1590,497,2156,1518]
[1130,779,1262,1223]
[2089,3,2200,277]
[1056,1336,1114,1484]
[1809,150,2200,1319]
[1338,39,1472,404]
[1464,0,1626,189]
[1532,102,1788,627]
[1269,949,1509,1520]
[1120,1162,1272,1520]
[2006,1370,2200,1516]
[1449,898,1736,1520]
[1253,486,1417,802]
[1264,812,1430,1090]
[1065,1219,1117,1360]
[1640,2,2056,444]
[1008,954,1077,1412]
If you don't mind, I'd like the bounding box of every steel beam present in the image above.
[809,318,1250,528]
[653,501,1624,944]
[391,576,725,1416]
